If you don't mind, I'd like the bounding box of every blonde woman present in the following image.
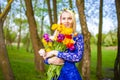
[40,9,84,80]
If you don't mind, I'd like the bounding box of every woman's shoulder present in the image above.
[74,32,83,38]
[73,32,84,41]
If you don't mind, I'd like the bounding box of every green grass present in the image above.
[0,45,117,80]
[90,44,117,80]
[0,46,41,80]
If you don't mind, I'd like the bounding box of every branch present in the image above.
[0,0,13,19]
[20,0,26,13]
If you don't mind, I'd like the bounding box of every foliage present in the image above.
[1,0,117,48]
[90,35,97,44]
[94,31,117,46]
[13,18,28,33]
[21,33,33,52]
[4,27,17,45]
[103,31,117,46]
[0,45,116,80]
[90,44,117,80]
[5,46,44,80]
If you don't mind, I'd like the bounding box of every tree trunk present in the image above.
[47,0,57,34]
[114,0,120,80]
[40,0,45,39]
[24,0,45,72]
[5,18,11,46]
[0,0,14,80]
[17,1,22,50]
[53,0,57,24]
[69,0,73,9]
[25,33,30,52]
[0,18,14,80]
[40,16,44,39]
[96,0,103,79]
[17,25,21,49]
[46,0,53,34]
[76,0,91,80]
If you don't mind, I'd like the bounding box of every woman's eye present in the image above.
[68,17,72,20]
[62,18,66,20]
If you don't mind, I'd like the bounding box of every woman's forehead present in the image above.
[61,11,72,17]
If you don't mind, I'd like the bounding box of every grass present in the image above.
[0,45,117,80]
[1,46,41,80]
[90,44,117,80]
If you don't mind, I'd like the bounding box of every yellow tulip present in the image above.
[63,38,70,45]
[42,38,47,45]
[46,48,51,52]
[51,24,58,30]
[65,28,73,34]
[57,25,63,31]
[48,42,52,47]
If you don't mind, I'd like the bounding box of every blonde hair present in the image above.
[52,9,76,39]
[59,9,76,33]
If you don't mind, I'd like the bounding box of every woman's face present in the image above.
[60,11,73,28]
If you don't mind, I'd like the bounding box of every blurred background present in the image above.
[0,0,119,80]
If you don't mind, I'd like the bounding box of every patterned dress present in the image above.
[45,34,84,80]
[57,34,84,80]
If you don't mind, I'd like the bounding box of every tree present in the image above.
[17,0,22,50]
[46,0,53,33]
[0,0,14,80]
[46,0,57,34]
[76,0,91,80]
[22,33,31,52]
[53,0,57,24]
[4,16,16,47]
[114,0,120,80]
[4,27,17,47]
[96,0,103,79]
[24,0,45,72]
[69,0,73,9]
[36,0,46,39]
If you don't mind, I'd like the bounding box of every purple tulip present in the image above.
[69,45,75,51]
[57,34,65,40]
[43,33,51,42]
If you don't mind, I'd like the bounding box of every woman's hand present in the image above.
[38,49,46,57]
[48,57,64,65]
[44,50,58,59]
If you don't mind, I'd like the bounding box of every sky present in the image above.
[84,0,117,35]
[44,0,117,35]
[1,0,117,36]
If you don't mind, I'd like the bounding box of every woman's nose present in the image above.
[65,19,68,22]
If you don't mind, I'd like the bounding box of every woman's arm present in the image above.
[44,34,84,62]
[57,34,84,62]
[44,57,64,65]
[38,49,64,65]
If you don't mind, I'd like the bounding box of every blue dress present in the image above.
[57,34,84,80]
[45,34,84,80]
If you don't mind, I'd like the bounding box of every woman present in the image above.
[40,9,84,80]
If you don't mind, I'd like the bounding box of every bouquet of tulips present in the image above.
[39,24,75,80]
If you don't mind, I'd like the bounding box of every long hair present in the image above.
[59,9,76,33]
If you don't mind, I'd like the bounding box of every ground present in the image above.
[105,46,117,50]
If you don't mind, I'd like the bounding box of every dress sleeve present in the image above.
[57,34,84,62]
[44,58,50,65]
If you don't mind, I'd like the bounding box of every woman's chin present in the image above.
[65,26,70,28]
